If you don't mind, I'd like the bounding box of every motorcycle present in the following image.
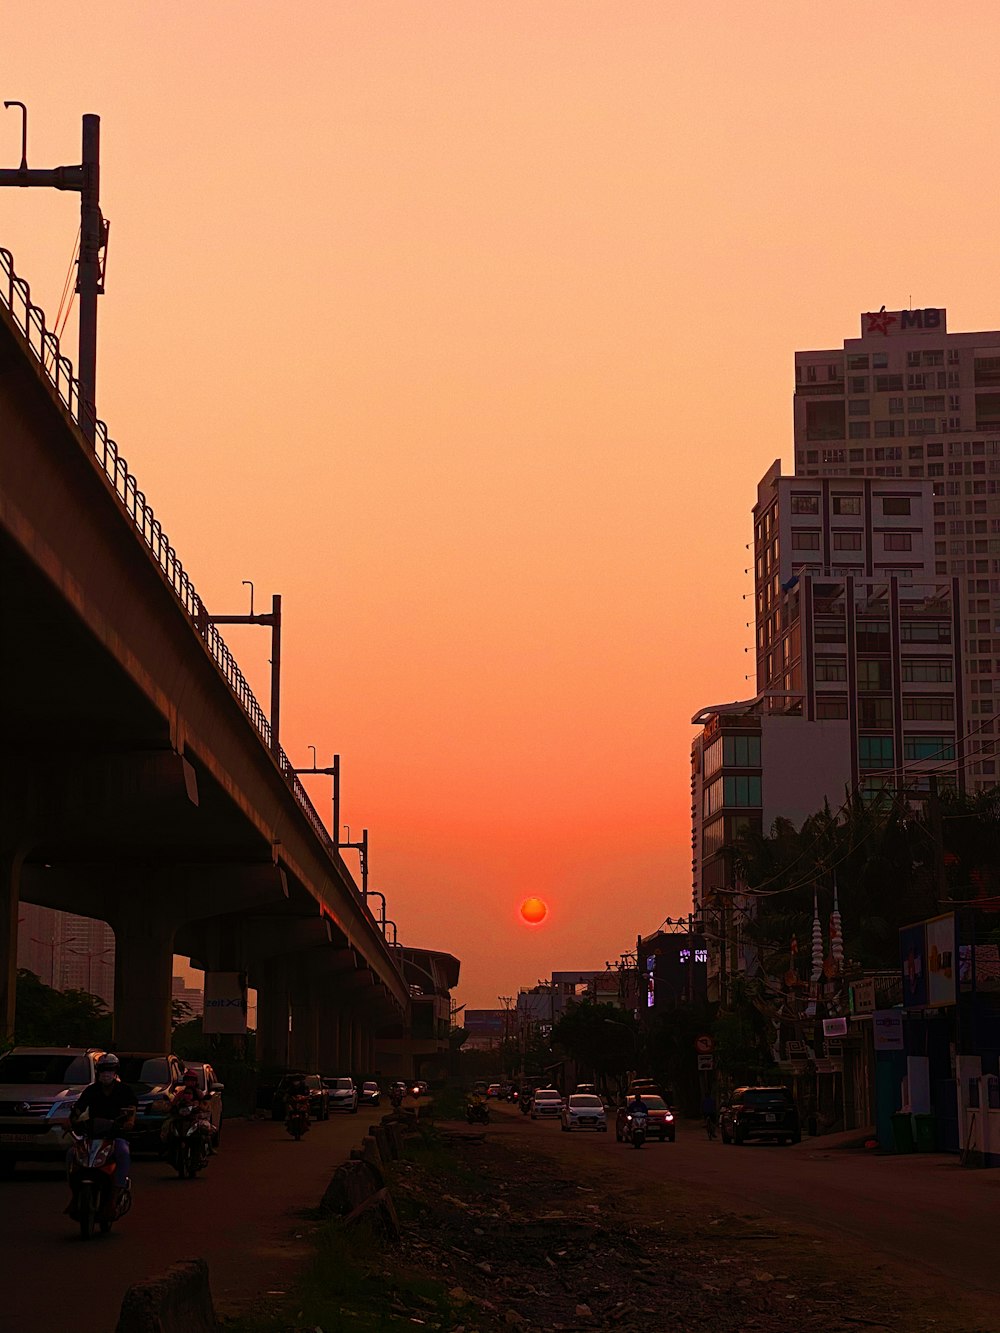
[409,1084,421,1099]
[285,1094,311,1140]
[165,1103,212,1178]
[466,1099,490,1126]
[625,1110,647,1149]
[66,1124,133,1240]
[519,1093,531,1115]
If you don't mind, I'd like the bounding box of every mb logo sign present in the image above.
[863,307,945,336]
[203,971,249,1035]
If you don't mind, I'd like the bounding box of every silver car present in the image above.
[0,1047,106,1172]
[323,1077,358,1113]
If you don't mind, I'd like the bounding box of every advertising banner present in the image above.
[873,1010,904,1051]
[203,971,248,1034]
[925,913,956,1007]
[900,923,928,1008]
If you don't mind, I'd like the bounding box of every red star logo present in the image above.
[865,309,897,335]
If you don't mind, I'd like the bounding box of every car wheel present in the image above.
[668,1132,675,1142]
[599,1125,608,1132]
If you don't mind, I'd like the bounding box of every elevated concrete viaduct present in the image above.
[0,247,410,1058]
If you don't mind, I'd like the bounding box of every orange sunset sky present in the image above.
[6,3,1000,1009]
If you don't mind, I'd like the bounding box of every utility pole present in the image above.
[0,105,108,441]
[203,586,282,756]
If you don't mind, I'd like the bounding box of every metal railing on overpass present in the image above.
[0,246,384,935]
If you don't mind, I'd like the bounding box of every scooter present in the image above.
[519,1094,531,1115]
[285,1094,311,1140]
[66,1125,133,1240]
[165,1104,212,1178]
[625,1110,647,1149]
[389,1087,404,1110]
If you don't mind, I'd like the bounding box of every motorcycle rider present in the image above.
[161,1069,212,1153]
[285,1073,310,1123]
[67,1053,137,1221]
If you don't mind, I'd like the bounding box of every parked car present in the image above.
[720,1086,801,1146]
[116,1053,186,1150]
[181,1061,225,1147]
[323,1077,359,1113]
[487,1082,502,1099]
[615,1094,676,1143]
[530,1088,564,1120]
[0,1046,106,1174]
[561,1094,608,1133]
[272,1073,329,1121]
[358,1080,381,1106]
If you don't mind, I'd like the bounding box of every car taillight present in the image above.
[664,1112,674,1121]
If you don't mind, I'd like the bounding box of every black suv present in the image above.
[271,1073,329,1121]
[720,1086,800,1146]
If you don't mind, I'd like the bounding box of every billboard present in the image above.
[925,914,956,1007]
[203,971,248,1034]
[900,913,957,1009]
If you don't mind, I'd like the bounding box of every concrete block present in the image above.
[343,1185,401,1242]
[115,1257,217,1333]
[320,1158,385,1217]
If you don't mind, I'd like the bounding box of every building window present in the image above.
[859,735,894,769]
[816,657,847,682]
[816,697,848,719]
[849,422,871,439]
[723,776,762,807]
[875,374,904,393]
[833,531,862,550]
[875,420,905,438]
[790,494,820,515]
[849,377,869,394]
[833,495,861,515]
[814,621,846,643]
[903,697,955,721]
[883,532,913,551]
[723,734,761,767]
[859,697,894,727]
[792,529,820,550]
[901,621,952,644]
[902,660,953,683]
[847,355,869,371]
[849,399,870,416]
[855,621,890,652]
[857,659,892,690]
[883,497,911,516]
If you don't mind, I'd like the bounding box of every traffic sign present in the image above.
[697,1053,714,1071]
[694,1034,715,1054]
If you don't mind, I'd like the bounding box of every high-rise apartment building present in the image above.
[794,307,1000,786]
[17,904,116,1008]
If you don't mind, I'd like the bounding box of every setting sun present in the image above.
[519,897,548,925]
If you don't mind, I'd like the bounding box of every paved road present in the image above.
[0,1107,380,1333]
[493,1101,1000,1325]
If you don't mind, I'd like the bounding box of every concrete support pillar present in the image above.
[338,1008,353,1076]
[111,898,176,1051]
[317,993,342,1073]
[352,1016,369,1079]
[289,976,320,1071]
[254,958,290,1072]
[0,839,26,1044]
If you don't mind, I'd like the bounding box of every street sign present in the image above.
[694,1034,715,1054]
[697,1054,714,1071]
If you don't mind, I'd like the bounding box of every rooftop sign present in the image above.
[860,308,946,337]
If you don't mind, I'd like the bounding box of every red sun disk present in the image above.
[520,897,547,924]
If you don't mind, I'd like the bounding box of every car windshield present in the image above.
[116,1057,171,1091]
[363,1083,378,1091]
[569,1095,602,1108]
[333,1079,353,1090]
[640,1096,666,1110]
[0,1053,92,1085]
[535,1090,561,1100]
